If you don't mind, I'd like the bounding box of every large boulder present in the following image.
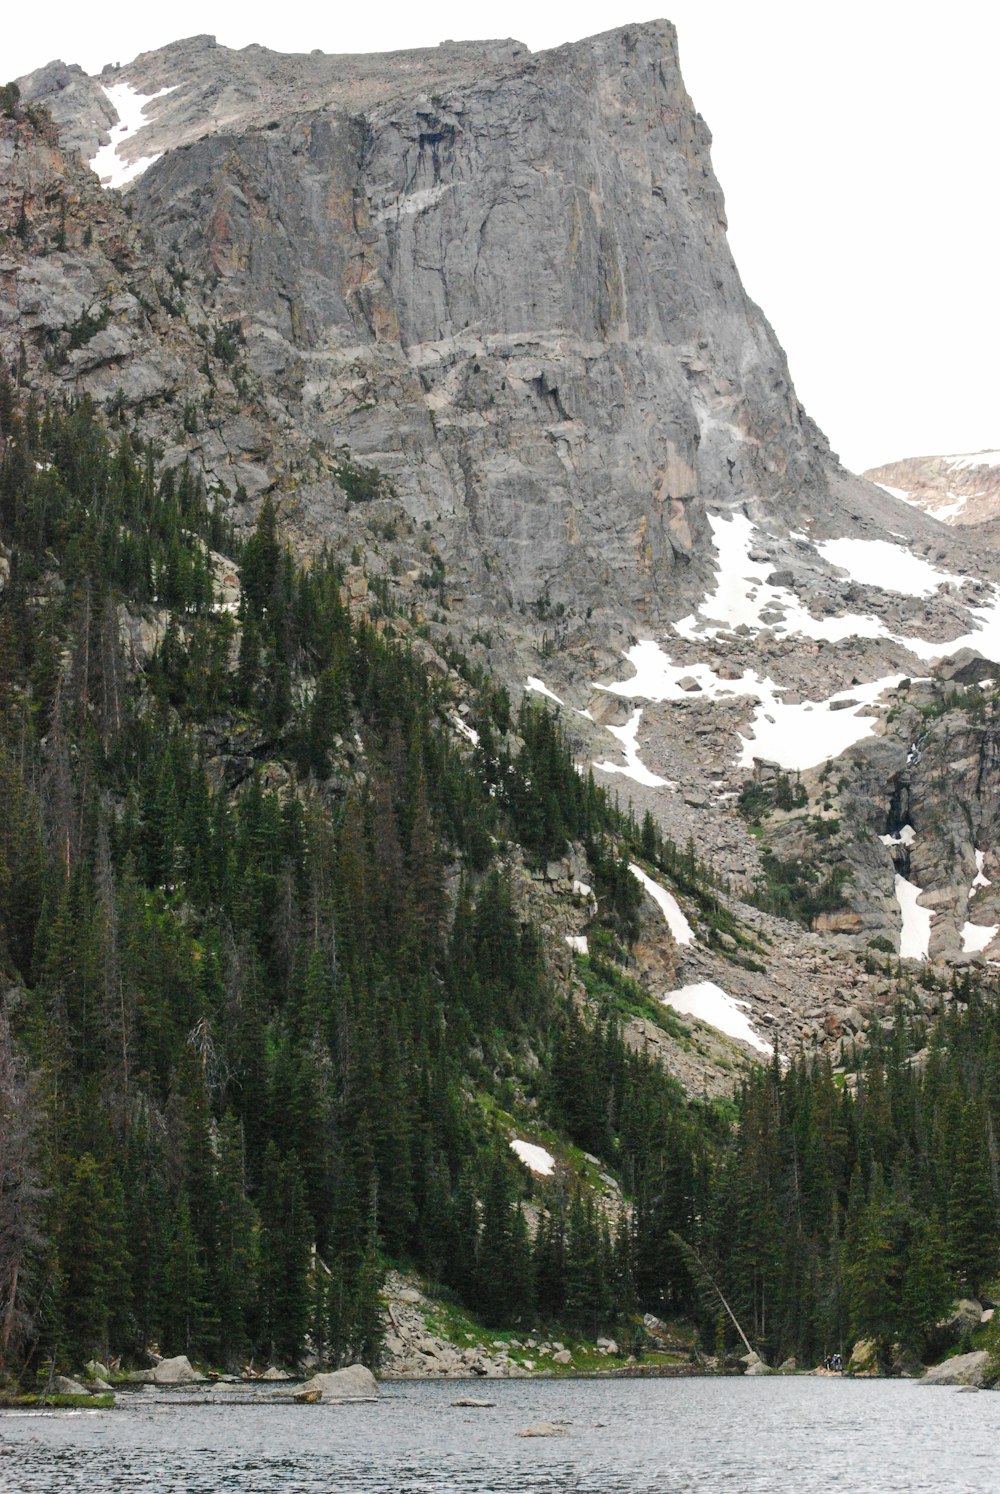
[49,1375,88,1395]
[152,1355,207,1385]
[919,1351,991,1387]
[297,1364,379,1401]
[847,1338,881,1376]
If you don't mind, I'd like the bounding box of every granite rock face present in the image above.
[28,23,834,624]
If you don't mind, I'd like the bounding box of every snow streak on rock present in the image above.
[880,826,917,847]
[895,874,933,961]
[526,677,565,707]
[628,864,693,946]
[970,850,992,898]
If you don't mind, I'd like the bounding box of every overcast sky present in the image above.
[7,2,998,473]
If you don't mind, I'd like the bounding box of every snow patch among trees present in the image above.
[509,1139,556,1176]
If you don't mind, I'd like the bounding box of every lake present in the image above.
[2,1375,997,1492]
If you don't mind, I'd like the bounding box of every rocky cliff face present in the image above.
[23,24,840,625]
[11,24,1000,1075]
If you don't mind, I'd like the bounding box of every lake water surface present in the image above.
[2,1376,997,1492]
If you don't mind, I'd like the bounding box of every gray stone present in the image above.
[919,1351,991,1388]
[518,1422,568,1437]
[49,1375,88,1395]
[298,1364,379,1401]
[152,1355,207,1385]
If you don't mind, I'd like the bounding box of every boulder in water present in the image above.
[518,1422,568,1437]
[297,1364,379,1401]
[153,1355,207,1385]
[919,1351,991,1387]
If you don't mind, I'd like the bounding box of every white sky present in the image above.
[6,1,998,472]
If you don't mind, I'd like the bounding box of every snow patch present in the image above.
[962,922,998,955]
[970,850,991,899]
[89,82,177,190]
[946,451,1000,471]
[596,639,901,774]
[875,483,912,502]
[628,864,693,946]
[736,676,901,772]
[526,676,565,707]
[660,981,772,1056]
[510,1139,555,1176]
[674,514,891,645]
[880,825,916,847]
[895,875,933,960]
[451,714,479,746]
[593,708,672,787]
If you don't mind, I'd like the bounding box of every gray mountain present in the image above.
[11,22,1000,1072]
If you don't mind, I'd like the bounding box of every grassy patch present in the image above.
[0,1392,115,1409]
[578,950,692,1044]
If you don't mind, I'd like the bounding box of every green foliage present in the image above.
[738,771,807,824]
[749,851,852,927]
[334,456,394,505]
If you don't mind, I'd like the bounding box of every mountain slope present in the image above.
[865,451,1000,527]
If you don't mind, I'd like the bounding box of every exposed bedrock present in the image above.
[123,22,832,622]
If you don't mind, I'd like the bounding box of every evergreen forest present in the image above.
[1,384,999,1385]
